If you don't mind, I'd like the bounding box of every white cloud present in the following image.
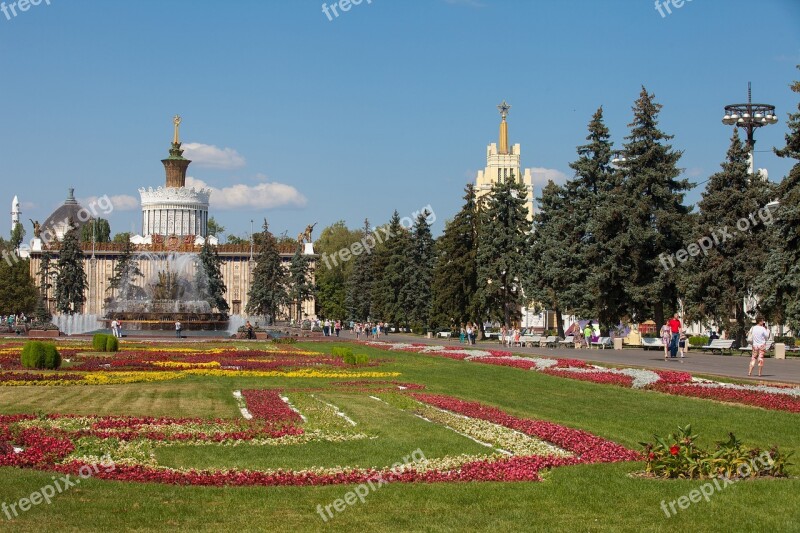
[182,143,246,169]
[186,176,307,210]
[530,167,570,188]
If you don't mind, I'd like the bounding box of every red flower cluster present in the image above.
[0,372,84,382]
[542,369,634,388]
[554,359,591,369]
[473,357,539,370]
[652,370,693,384]
[241,390,303,424]
[410,393,640,463]
[651,384,800,413]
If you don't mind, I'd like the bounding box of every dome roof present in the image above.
[41,188,91,241]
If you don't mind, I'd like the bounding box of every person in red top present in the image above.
[667,314,681,358]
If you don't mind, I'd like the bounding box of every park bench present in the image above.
[737,339,774,355]
[436,331,452,338]
[540,335,559,348]
[699,339,736,355]
[641,337,664,350]
[558,336,575,347]
[520,335,541,347]
[591,337,613,349]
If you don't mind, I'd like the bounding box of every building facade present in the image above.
[475,101,535,221]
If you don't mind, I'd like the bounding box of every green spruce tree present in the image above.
[54,220,87,314]
[196,239,229,313]
[345,219,374,321]
[370,212,412,326]
[683,130,775,344]
[80,219,111,243]
[756,68,800,331]
[401,210,435,331]
[108,234,143,299]
[527,180,571,337]
[246,219,288,324]
[476,176,531,328]
[430,184,480,331]
[618,87,691,329]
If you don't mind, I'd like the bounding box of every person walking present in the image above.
[583,322,594,349]
[679,329,687,358]
[335,320,341,337]
[660,322,672,361]
[245,320,254,339]
[175,320,182,339]
[748,317,771,377]
[667,314,682,359]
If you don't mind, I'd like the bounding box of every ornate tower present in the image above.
[139,116,211,238]
[162,115,191,188]
[475,101,535,221]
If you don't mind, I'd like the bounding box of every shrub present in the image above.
[93,333,109,352]
[689,336,709,347]
[640,425,792,479]
[774,336,796,346]
[331,346,353,358]
[20,341,61,370]
[105,335,119,352]
[272,337,296,345]
[343,352,369,365]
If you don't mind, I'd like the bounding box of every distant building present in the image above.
[29,117,316,323]
[475,101,535,221]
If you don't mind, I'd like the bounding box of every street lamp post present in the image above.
[249,219,254,261]
[722,82,778,174]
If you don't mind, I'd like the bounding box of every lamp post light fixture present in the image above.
[610,150,627,167]
[722,82,778,174]
[249,219,254,261]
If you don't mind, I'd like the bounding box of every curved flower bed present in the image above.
[241,390,303,424]
[542,369,635,388]
[410,393,640,463]
[651,383,800,413]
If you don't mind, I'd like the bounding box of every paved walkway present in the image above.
[382,333,800,385]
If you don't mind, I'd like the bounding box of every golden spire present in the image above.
[173,115,182,144]
[497,100,510,154]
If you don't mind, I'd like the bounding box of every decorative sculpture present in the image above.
[303,223,317,243]
[29,219,41,239]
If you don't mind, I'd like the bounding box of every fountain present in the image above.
[104,251,229,331]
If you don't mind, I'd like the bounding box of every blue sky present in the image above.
[1,0,799,241]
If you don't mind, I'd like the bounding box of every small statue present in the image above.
[297,232,305,244]
[303,222,317,243]
[29,219,41,239]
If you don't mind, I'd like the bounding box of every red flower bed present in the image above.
[542,369,634,388]
[0,372,84,382]
[473,357,539,370]
[651,384,800,413]
[554,359,591,369]
[653,370,693,384]
[411,393,640,463]
[241,390,303,424]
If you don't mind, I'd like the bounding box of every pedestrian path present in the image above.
[383,334,800,385]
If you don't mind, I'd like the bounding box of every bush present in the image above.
[105,335,119,352]
[272,337,296,345]
[343,352,369,365]
[774,336,796,346]
[689,336,709,347]
[640,425,792,479]
[93,333,109,352]
[20,341,61,370]
[331,346,353,358]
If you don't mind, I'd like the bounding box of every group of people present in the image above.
[459,323,478,345]
[660,313,687,360]
[109,319,123,338]
[320,319,342,337]
[351,322,387,339]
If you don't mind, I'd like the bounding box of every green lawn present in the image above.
[1,340,798,532]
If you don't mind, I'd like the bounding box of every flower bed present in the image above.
[241,390,303,424]
[651,383,800,413]
[542,369,635,388]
